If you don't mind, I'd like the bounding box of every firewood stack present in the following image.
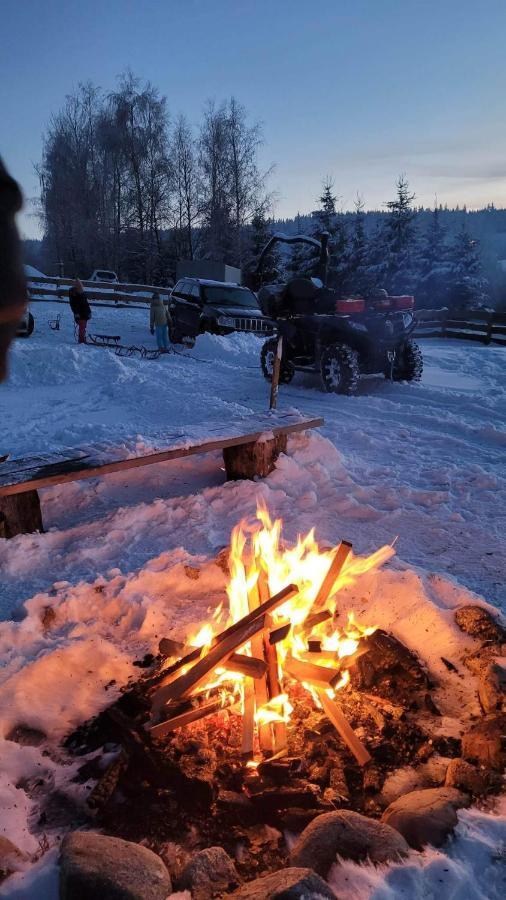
[148,541,372,767]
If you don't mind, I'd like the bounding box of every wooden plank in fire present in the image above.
[258,568,287,754]
[159,637,267,680]
[152,584,298,698]
[316,689,371,767]
[150,584,298,717]
[284,654,343,691]
[150,694,237,740]
[248,570,274,753]
[310,541,352,613]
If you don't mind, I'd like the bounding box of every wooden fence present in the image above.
[26,274,172,306]
[415,308,506,346]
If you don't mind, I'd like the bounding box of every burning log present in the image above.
[258,567,287,754]
[248,571,274,754]
[268,622,291,645]
[159,639,267,680]
[296,609,332,636]
[150,694,237,740]
[315,690,371,767]
[241,679,256,757]
[310,540,352,613]
[150,584,299,719]
[284,654,343,691]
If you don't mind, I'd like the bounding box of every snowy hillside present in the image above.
[0,301,505,898]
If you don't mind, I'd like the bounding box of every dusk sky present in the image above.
[2,0,506,238]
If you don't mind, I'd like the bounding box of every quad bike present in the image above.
[257,232,423,395]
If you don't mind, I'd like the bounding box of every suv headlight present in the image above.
[217,315,236,327]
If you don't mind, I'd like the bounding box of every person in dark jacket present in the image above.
[0,158,27,381]
[69,279,91,343]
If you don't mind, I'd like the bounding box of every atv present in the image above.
[257,232,423,395]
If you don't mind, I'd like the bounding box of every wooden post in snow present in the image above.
[269,336,284,410]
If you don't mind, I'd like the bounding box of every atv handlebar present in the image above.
[257,231,330,286]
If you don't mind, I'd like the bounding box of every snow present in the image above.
[23,265,46,279]
[0,300,505,898]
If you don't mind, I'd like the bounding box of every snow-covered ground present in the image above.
[1,301,505,898]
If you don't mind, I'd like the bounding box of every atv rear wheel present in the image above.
[260,338,294,384]
[320,343,360,395]
[391,339,423,382]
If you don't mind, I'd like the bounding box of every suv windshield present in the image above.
[203,286,259,309]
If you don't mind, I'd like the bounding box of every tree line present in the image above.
[37,73,271,284]
[285,177,493,310]
[36,72,496,309]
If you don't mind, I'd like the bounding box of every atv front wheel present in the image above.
[391,340,423,382]
[260,338,294,384]
[320,343,360,395]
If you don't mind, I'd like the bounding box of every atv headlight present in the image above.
[402,312,414,328]
[217,315,236,327]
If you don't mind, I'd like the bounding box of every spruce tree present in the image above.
[447,222,490,310]
[310,178,349,290]
[243,211,281,288]
[372,176,421,294]
[343,195,374,295]
[285,213,317,279]
[416,205,452,308]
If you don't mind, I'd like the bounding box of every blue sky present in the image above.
[2,0,506,237]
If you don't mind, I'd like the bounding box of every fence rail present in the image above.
[415,308,506,346]
[27,274,172,304]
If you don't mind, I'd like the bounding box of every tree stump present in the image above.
[222,435,288,480]
[0,491,43,539]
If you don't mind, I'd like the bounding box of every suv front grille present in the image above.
[232,317,272,333]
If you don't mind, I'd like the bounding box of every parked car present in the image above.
[168,278,274,345]
[16,307,35,337]
[89,270,119,283]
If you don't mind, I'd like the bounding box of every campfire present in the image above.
[148,504,395,767]
[61,503,505,892]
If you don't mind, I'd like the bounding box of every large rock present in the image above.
[180,846,240,899]
[290,810,408,877]
[350,629,429,694]
[381,787,469,850]
[59,831,171,900]
[445,758,488,795]
[0,836,27,882]
[455,606,506,643]
[478,659,506,713]
[228,867,336,899]
[461,714,506,770]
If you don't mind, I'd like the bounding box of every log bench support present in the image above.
[0,491,43,539]
[223,434,288,480]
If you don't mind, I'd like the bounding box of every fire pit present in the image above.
[148,504,393,766]
[62,505,504,891]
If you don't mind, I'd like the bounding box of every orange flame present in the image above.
[187,503,393,728]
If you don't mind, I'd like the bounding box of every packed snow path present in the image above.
[1,302,504,620]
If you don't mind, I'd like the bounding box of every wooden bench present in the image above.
[0,412,324,538]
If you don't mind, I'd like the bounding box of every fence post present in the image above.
[269,336,284,410]
[486,313,493,345]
